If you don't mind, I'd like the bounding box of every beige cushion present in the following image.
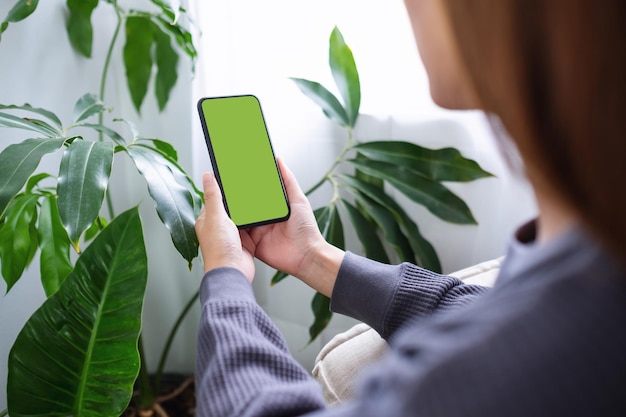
[312,257,503,405]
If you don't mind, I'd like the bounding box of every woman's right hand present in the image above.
[243,159,345,297]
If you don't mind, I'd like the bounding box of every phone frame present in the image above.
[197,94,290,228]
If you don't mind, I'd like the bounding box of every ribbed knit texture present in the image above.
[196,222,626,416]
[195,267,326,417]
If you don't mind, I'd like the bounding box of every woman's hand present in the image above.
[194,159,344,295]
[195,172,256,282]
[244,159,345,297]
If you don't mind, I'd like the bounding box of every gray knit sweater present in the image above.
[195,222,626,416]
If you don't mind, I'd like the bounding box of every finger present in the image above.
[201,172,227,215]
[276,158,307,204]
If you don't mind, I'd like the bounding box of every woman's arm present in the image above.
[195,268,327,417]
[331,252,490,340]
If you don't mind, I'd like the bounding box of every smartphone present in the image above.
[197,95,290,228]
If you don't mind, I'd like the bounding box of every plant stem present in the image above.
[137,335,155,408]
[100,1,123,218]
[153,289,200,394]
[100,1,123,105]
[0,408,8,417]
[304,127,355,197]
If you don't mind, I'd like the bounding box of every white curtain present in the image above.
[189,0,537,369]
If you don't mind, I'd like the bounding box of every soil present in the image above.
[123,373,196,417]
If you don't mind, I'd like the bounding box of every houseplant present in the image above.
[278,27,493,341]
[0,1,200,416]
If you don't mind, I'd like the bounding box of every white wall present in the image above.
[0,0,538,411]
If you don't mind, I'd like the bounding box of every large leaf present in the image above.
[354,141,494,182]
[0,0,39,39]
[290,78,349,127]
[0,138,66,217]
[126,144,198,265]
[38,195,73,297]
[153,23,179,111]
[0,194,39,292]
[66,0,99,58]
[0,111,60,136]
[72,93,107,124]
[339,174,441,272]
[340,198,389,263]
[134,142,203,216]
[7,208,147,417]
[329,27,360,127]
[124,16,155,114]
[352,192,414,263]
[58,140,114,250]
[308,203,344,342]
[347,157,477,224]
[0,103,63,131]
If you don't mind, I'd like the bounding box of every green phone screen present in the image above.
[198,95,290,228]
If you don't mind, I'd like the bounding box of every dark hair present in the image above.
[443,0,626,260]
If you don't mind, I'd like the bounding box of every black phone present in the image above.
[197,95,290,228]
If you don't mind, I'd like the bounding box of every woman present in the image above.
[194,1,626,416]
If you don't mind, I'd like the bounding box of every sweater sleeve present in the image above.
[195,267,327,417]
[330,252,490,339]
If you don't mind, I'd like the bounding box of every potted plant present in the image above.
[0,1,200,416]
[277,27,494,342]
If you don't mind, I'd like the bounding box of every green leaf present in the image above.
[72,93,106,124]
[84,215,107,242]
[58,140,114,249]
[124,16,155,114]
[340,198,389,263]
[347,158,477,224]
[153,15,197,63]
[0,194,39,292]
[0,111,60,136]
[329,27,360,127]
[354,141,494,182]
[3,0,39,22]
[7,208,147,417]
[339,174,441,271]
[65,0,99,58]
[25,172,52,193]
[0,103,63,130]
[153,23,179,111]
[352,192,414,263]
[309,292,331,343]
[78,122,127,146]
[126,144,198,266]
[0,0,39,39]
[38,195,73,297]
[151,0,181,24]
[314,203,345,249]
[0,138,66,217]
[133,142,203,217]
[308,203,344,342]
[139,138,178,161]
[290,78,349,127]
[270,270,289,286]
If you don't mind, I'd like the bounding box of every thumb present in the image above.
[202,172,226,214]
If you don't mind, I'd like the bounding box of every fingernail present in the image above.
[202,172,213,187]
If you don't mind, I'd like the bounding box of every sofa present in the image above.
[312,257,503,404]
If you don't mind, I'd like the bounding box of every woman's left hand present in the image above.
[195,172,256,282]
